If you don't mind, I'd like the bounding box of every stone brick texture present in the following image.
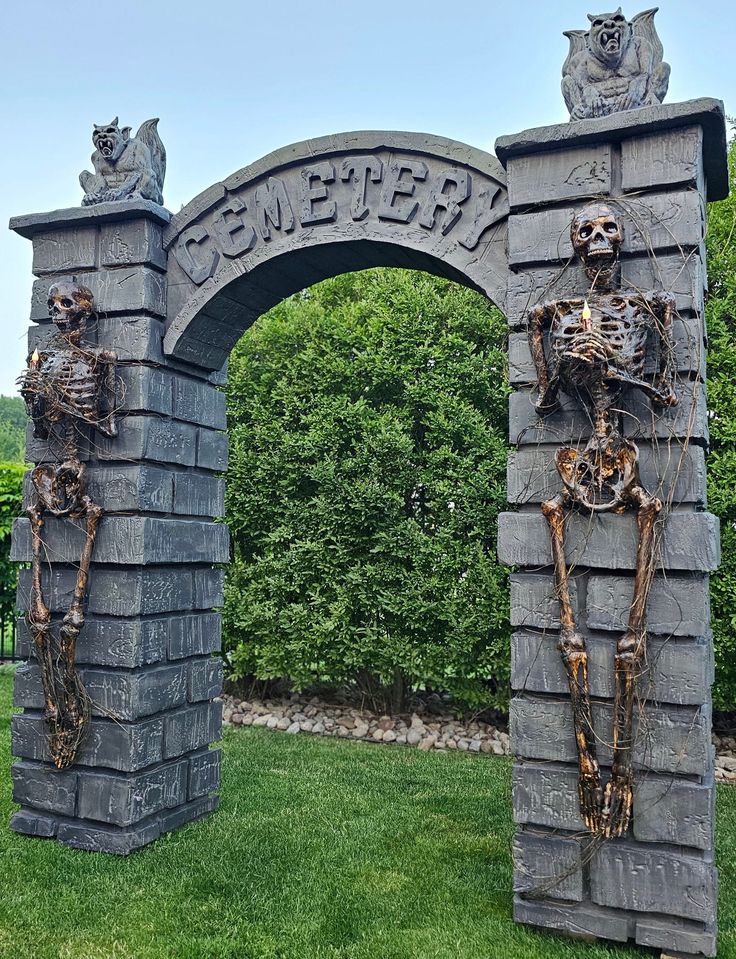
[10,203,225,854]
[498,105,721,956]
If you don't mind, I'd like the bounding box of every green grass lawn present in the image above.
[0,669,734,959]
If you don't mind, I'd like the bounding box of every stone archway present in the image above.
[8,99,727,958]
[162,131,510,371]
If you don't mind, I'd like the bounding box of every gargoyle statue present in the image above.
[562,8,670,120]
[19,279,118,768]
[79,117,166,206]
[528,201,677,838]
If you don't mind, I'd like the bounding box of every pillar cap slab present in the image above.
[9,199,171,240]
[495,97,728,201]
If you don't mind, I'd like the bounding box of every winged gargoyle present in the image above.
[80,117,166,205]
[562,8,670,120]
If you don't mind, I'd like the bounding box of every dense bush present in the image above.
[0,397,26,464]
[224,270,510,712]
[706,136,736,709]
[0,462,24,639]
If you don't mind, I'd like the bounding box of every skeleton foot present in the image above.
[602,775,633,838]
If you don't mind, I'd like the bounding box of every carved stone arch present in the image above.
[162,131,511,371]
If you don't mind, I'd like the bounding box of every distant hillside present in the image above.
[0,396,26,463]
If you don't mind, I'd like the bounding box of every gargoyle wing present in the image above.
[631,8,664,65]
[562,29,588,77]
[135,118,167,195]
[561,30,588,115]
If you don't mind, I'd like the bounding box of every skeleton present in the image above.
[562,8,670,120]
[19,280,118,768]
[527,202,676,837]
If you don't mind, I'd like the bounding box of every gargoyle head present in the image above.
[47,279,94,335]
[587,8,632,65]
[571,202,623,285]
[92,118,129,162]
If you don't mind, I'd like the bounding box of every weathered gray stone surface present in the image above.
[32,227,97,275]
[12,762,77,816]
[494,97,728,201]
[510,696,711,775]
[585,573,710,635]
[507,145,612,208]
[513,832,583,901]
[96,415,198,465]
[16,566,219,616]
[188,658,224,703]
[513,895,630,943]
[513,762,714,850]
[30,268,166,321]
[76,761,187,826]
[633,773,714,850]
[163,703,222,760]
[512,630,712,706]
[23,464,176,514]
[508,190,704,267]
[188,748,221,799]
[635,916,716,957]
[506,250,705,326]
[498,510,720,572]
[622,126,704,192]
[196,427,228,471]
[507,442,707,506]
[13,711,165,771]
[168,613,222,660]
[590,842,716,924]
[14,662,189,719]
[173,473,225,517]
[16,615,170,667]
[509,380,708,445]
[100,218,167,270]
[12,516,230,565]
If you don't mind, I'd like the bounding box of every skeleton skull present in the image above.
[47,280,94,332]
[571,202,623,282]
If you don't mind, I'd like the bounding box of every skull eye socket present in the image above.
[603,222,619,234]
[47,298,54,309]
[60,298,74,309]
[579,225,593,239]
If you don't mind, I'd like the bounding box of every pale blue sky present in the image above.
[1,0,732,395]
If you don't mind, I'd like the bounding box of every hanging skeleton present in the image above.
[527,202,677,837]
[19,279,118,769]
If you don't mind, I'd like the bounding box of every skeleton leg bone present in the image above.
[602,485,662,837]
[27,501,58,727]
[542,491,603,832]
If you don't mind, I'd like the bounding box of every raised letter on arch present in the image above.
[255,177,296,241]
[418,169,471,235]
[340,156,383,221]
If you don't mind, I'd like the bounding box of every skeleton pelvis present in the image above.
[556,434,640,512]
[31,460,87,516]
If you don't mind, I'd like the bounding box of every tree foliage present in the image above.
[0,396,26,463]
[0,461,24,628]
[224,269,510,711]
[705,135,736,709]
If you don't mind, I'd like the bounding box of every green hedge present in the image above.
[224,139,736,711]
[224,270,510,711]
[705,137,736,709]
[0,461,24,657]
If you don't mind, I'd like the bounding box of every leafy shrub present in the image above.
[706,135,736,709]
[0,462,24,648]
[224,269,510,712]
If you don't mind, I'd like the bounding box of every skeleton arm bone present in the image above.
[646,290,677,405]
[528,302,561,413]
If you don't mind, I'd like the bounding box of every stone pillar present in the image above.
[8,201,226,853]
[495,98,728,958]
